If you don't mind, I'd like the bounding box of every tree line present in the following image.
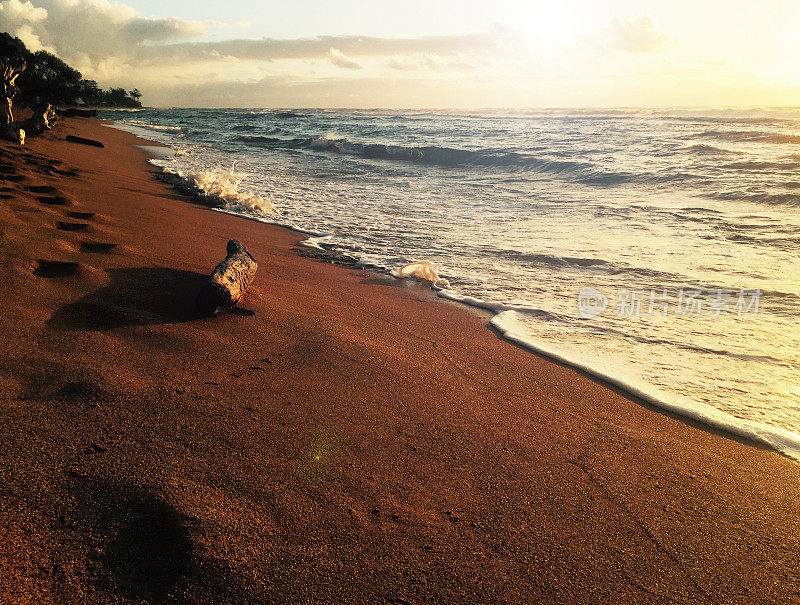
[0,32,142,108]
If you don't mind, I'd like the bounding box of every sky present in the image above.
[0,0,798,108]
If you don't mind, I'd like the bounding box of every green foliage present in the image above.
[0,32,29,64]
[79,79,102,106]
[0,32,142,108]
[19,50,83,106]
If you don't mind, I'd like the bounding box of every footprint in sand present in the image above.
[38,195,70,206]
[25,184,58,194]
[67,211,95,220]
[82,443,108,455]
[34,260,79,278]
[52,168,79,177]
[56,221,90,232]
[80,242,116,253]
[10,205,41,214]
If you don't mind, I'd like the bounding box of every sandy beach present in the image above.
[0,116,798,603]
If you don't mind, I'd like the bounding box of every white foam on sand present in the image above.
[392,261,451,290]
[488,309,800,461]
[396,270,800,460]
[413,281,800,460]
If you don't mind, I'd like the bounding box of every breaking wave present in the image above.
[164,164,275,215]
[126,120,183,133]
[232,134,595,171]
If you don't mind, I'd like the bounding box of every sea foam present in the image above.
[393,261,451,289]
[182,164,275,215]
[488,309,800,461]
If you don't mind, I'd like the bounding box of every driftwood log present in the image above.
[20,102,56,136]
[197,240,257,316]
[65,134,104,148]
[1,57,24,126]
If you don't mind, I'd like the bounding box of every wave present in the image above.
[493,250,686,282]
[722,160,800,171]
[487,309,800,460]
[162,165,275,215]
[125,120,183,133]
[711,191,800,207]
[512,253,610,267]
[231,133,595,171]
[689,130,800,144]
[727,233,800,251]
[228,133,655,187]
[683,144,740,155]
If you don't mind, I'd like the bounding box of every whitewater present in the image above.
[106,107,800,459]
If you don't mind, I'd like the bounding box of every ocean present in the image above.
[103,107,800,458]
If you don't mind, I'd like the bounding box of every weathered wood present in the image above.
[20,103,57,136]
[197,240,258,317]
[0,57,24,126]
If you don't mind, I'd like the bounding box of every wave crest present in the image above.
[183,165,275,214]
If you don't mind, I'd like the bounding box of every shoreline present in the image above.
[119,120,800,462]
[2,116,800,601]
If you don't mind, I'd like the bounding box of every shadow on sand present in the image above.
[48,267,208,331]
[70,478,194,602]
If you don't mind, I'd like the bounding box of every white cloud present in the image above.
[599,17,677,54]
[0,0,46,23]
[387,52,481,72]
[0,0,518,102]
[328,48,361,70]
[135,31,509,65]
[0,0,210,71]
[123,16,207,43]
[14,22,50,51]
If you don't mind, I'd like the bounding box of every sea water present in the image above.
[104,107,800,458]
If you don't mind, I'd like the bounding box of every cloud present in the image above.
[0,0,541,107]
[14,22,49,51]
[133,31,509,65]
[0,0,45,23]
[328,48,361,70]
[0,0,210,69]
[122,17,207,43]
[386,52,481,72]
[0,0,512,90]
[600,17,677,54]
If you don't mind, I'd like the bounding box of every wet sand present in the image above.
[0,117,798,603]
